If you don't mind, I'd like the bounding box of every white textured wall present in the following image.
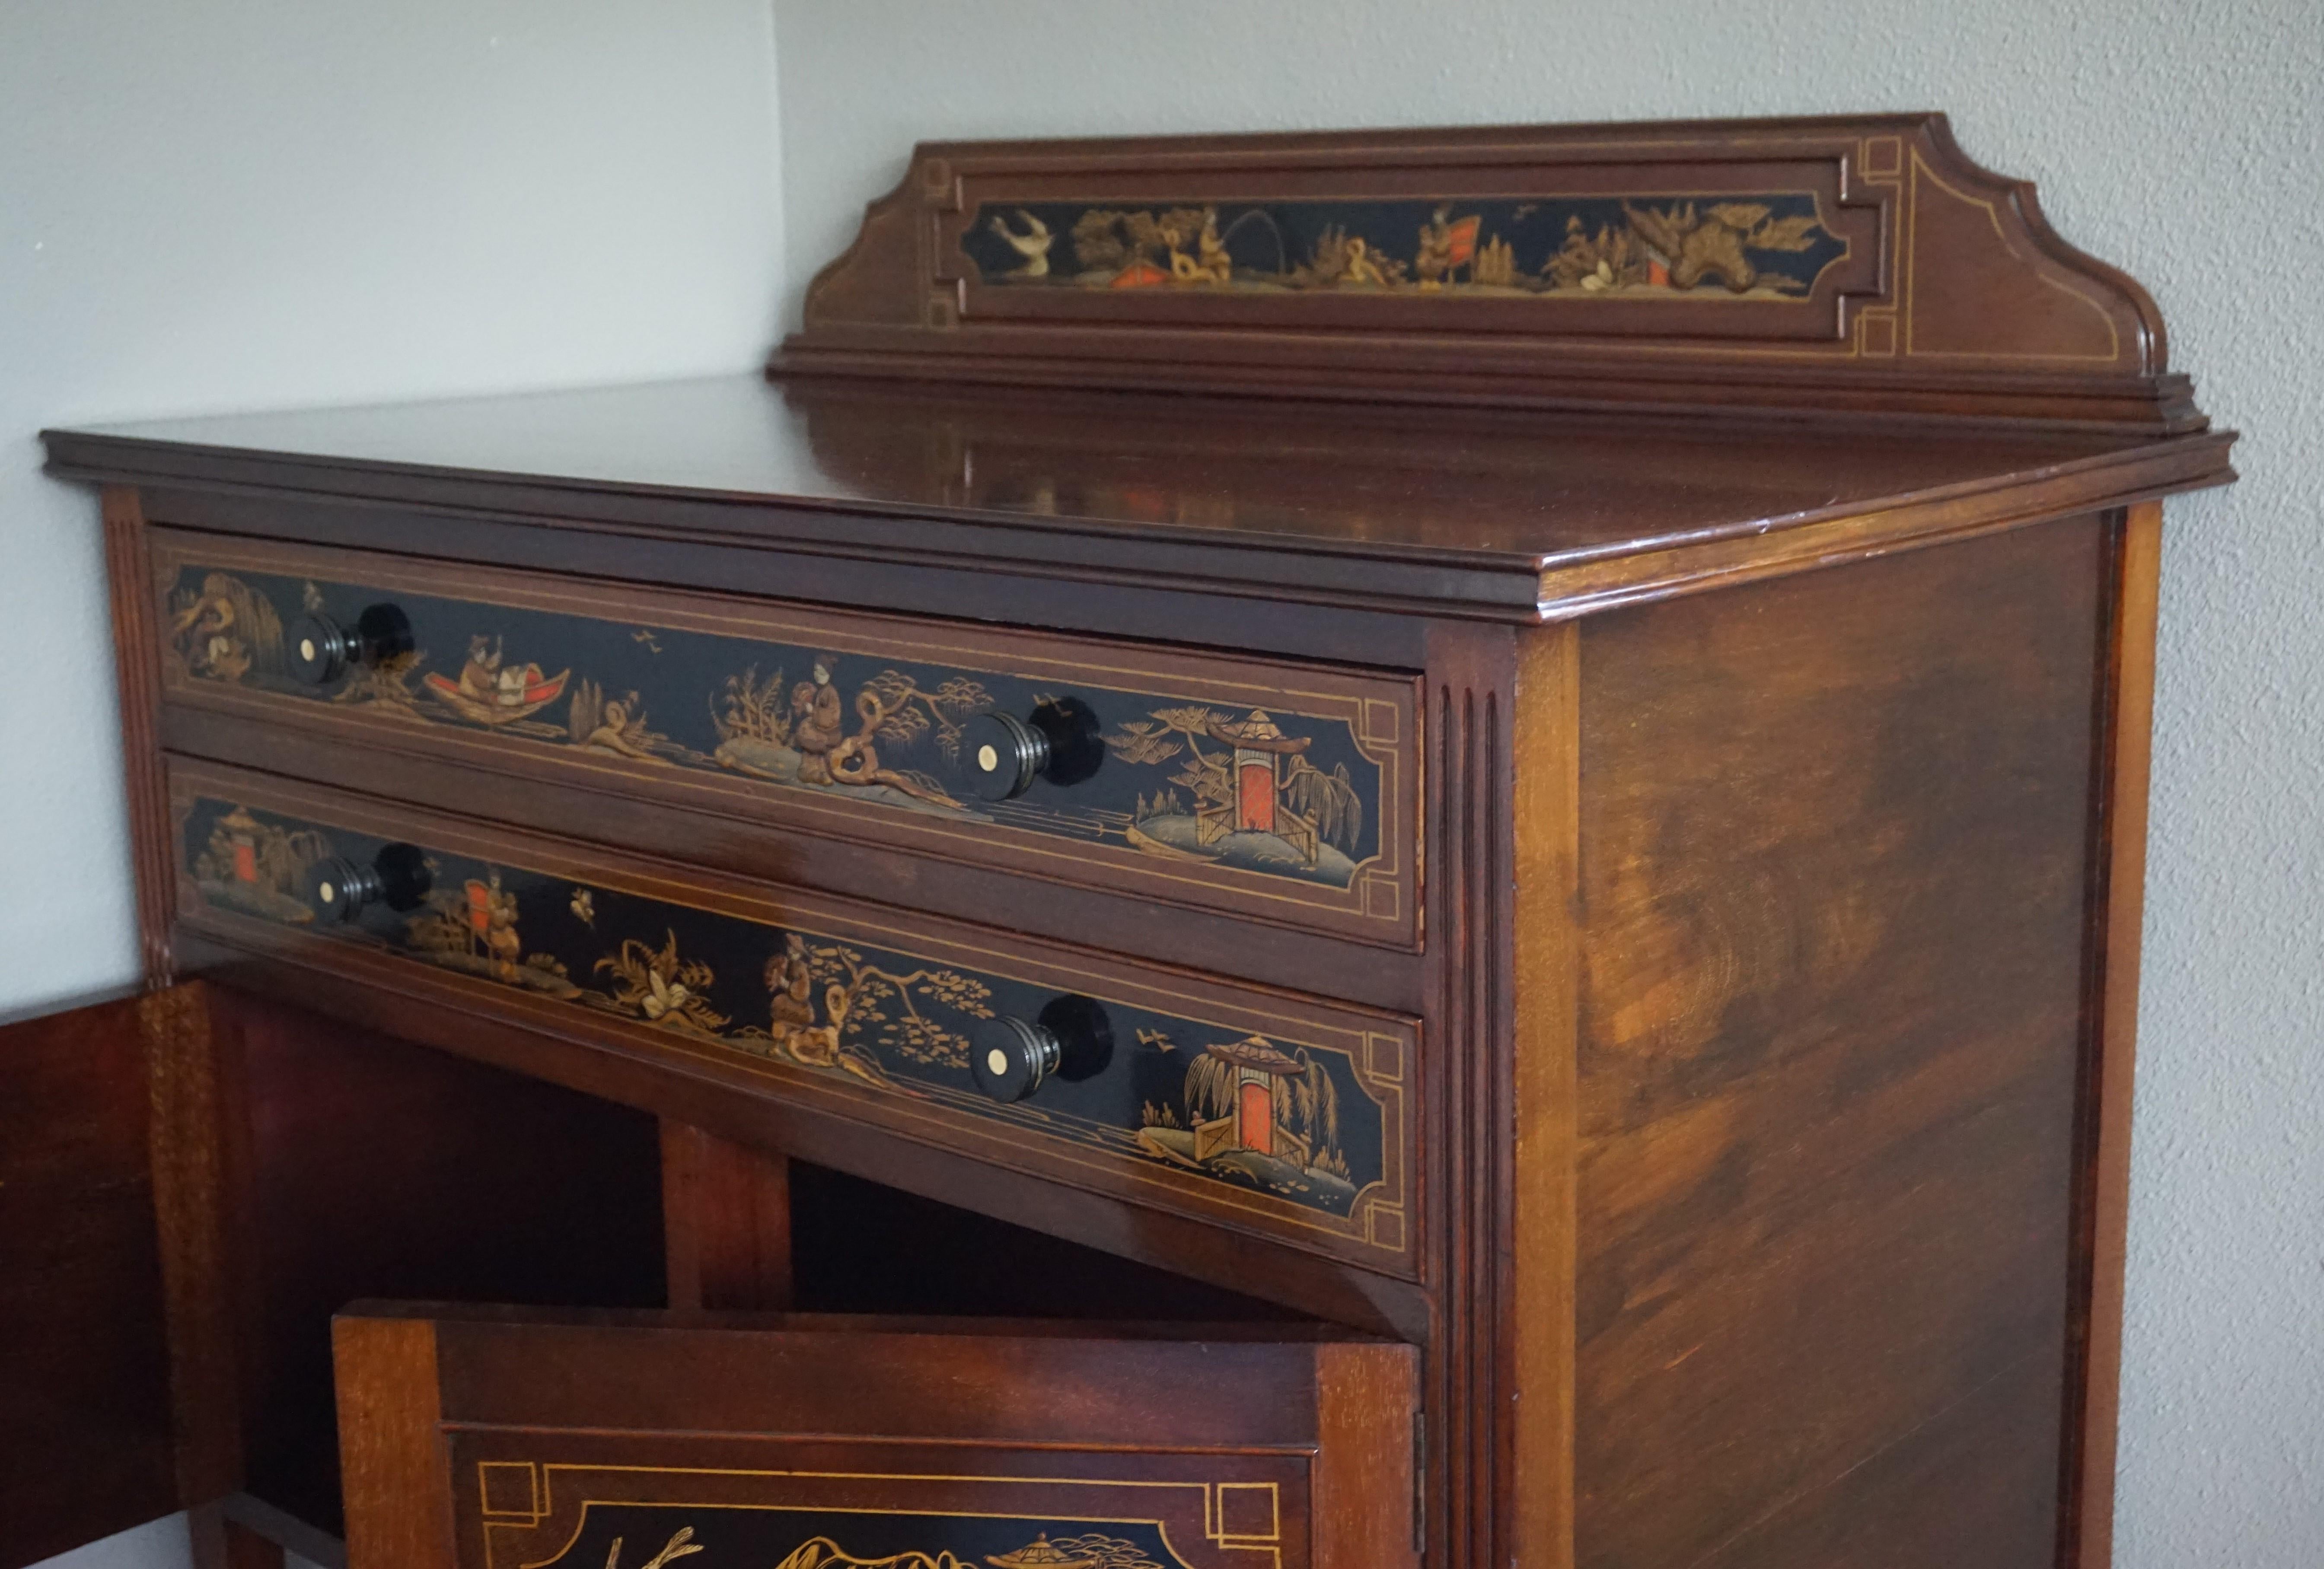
[767,3,2324,1564]
[3,1,783,1564]
[0,0,784,1020]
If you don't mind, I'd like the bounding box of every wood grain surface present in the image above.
[333,1304,1418,1569]
[1570,516,2107,1568]
[0,995,181,1569]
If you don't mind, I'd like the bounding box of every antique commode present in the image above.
[8,116,2232,1569]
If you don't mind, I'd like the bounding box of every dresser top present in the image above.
[50,115,2235,621]
[44,374,2229,621]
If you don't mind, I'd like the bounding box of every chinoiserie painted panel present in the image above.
[449,1436,1303,1569]
[170,767,1416,1276]
[151,532,1416,946]
[961,194,1850,300]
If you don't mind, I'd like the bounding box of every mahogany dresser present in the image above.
[8,115,2232,1569]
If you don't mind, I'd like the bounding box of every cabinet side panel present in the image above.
[1572,518,2105,1569]
[0,996,179,1569]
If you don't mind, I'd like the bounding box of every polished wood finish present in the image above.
[20,112,2225,1569]
[147,526,1421,952]
[334,1303,1419,1569]
[781,117,2196,432]
[1509,625,1581,1569]
[107,484,176,982]
[0,983,254,1569]
[1568,518,2107,1568]
[2066,500,2164,1569]
[140,984,244,1507]
[0,993,183,1569]
[170,928,1431,1343]
[212,989,664,1532]
[43,379,2231,628]
[160,698,1415,1012]
[332,1313,448,1569]
[661,1120,794,1311]
[167,759,1423,1282]
[1413,617,1519,1569]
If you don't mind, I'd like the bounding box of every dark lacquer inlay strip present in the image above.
[961,194,1848,299]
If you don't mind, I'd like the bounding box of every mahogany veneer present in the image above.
[9,114,2229,1569]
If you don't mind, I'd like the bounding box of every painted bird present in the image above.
[988,208,1055,278]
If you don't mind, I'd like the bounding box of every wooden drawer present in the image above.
[170,760,1419,1280]
[153,531,1419,949]
[335,1305,1418,1569]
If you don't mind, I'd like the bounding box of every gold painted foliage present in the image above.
[774,1542,969,1569]
[1283,756,1364,851]
[1548,214,1652,291]
[1706,202,1824,251]
[194,818,329,895]
[774,1536,1164,1569]
[604,1528,702,1569]
[1471,234,1520,287]
[1620,201,1817,293]
[714,665,791,745]
[169,571,284,683]
[800,941,992,1068]
[1071,206,1211,273]
[1105,720,1185,768]
[595,930,730,1034]
[859,668,991,764]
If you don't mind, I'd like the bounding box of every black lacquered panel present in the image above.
[153,533,1417,947]
[172,765,1416,1277]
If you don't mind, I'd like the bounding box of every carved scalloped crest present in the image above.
[778,114,2199,432]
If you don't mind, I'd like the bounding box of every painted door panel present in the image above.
[334,1306,1419,1569]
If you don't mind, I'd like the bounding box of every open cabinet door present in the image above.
[0,985,239,1569]
[334,1305,1418,1569]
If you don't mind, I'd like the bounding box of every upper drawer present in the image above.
[153,531,1419,949]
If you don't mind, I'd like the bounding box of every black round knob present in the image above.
[287,615,359,686]
[960,697,1104,802]
[963,710,1049,802]
[302,843,431,923]
[287,603,414,688]
[969,995,1113,1104]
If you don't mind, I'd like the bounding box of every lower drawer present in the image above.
[168,758,1419,1280]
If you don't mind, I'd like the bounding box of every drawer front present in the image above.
[172,763,1417,1277]
[154,532,1418,947]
